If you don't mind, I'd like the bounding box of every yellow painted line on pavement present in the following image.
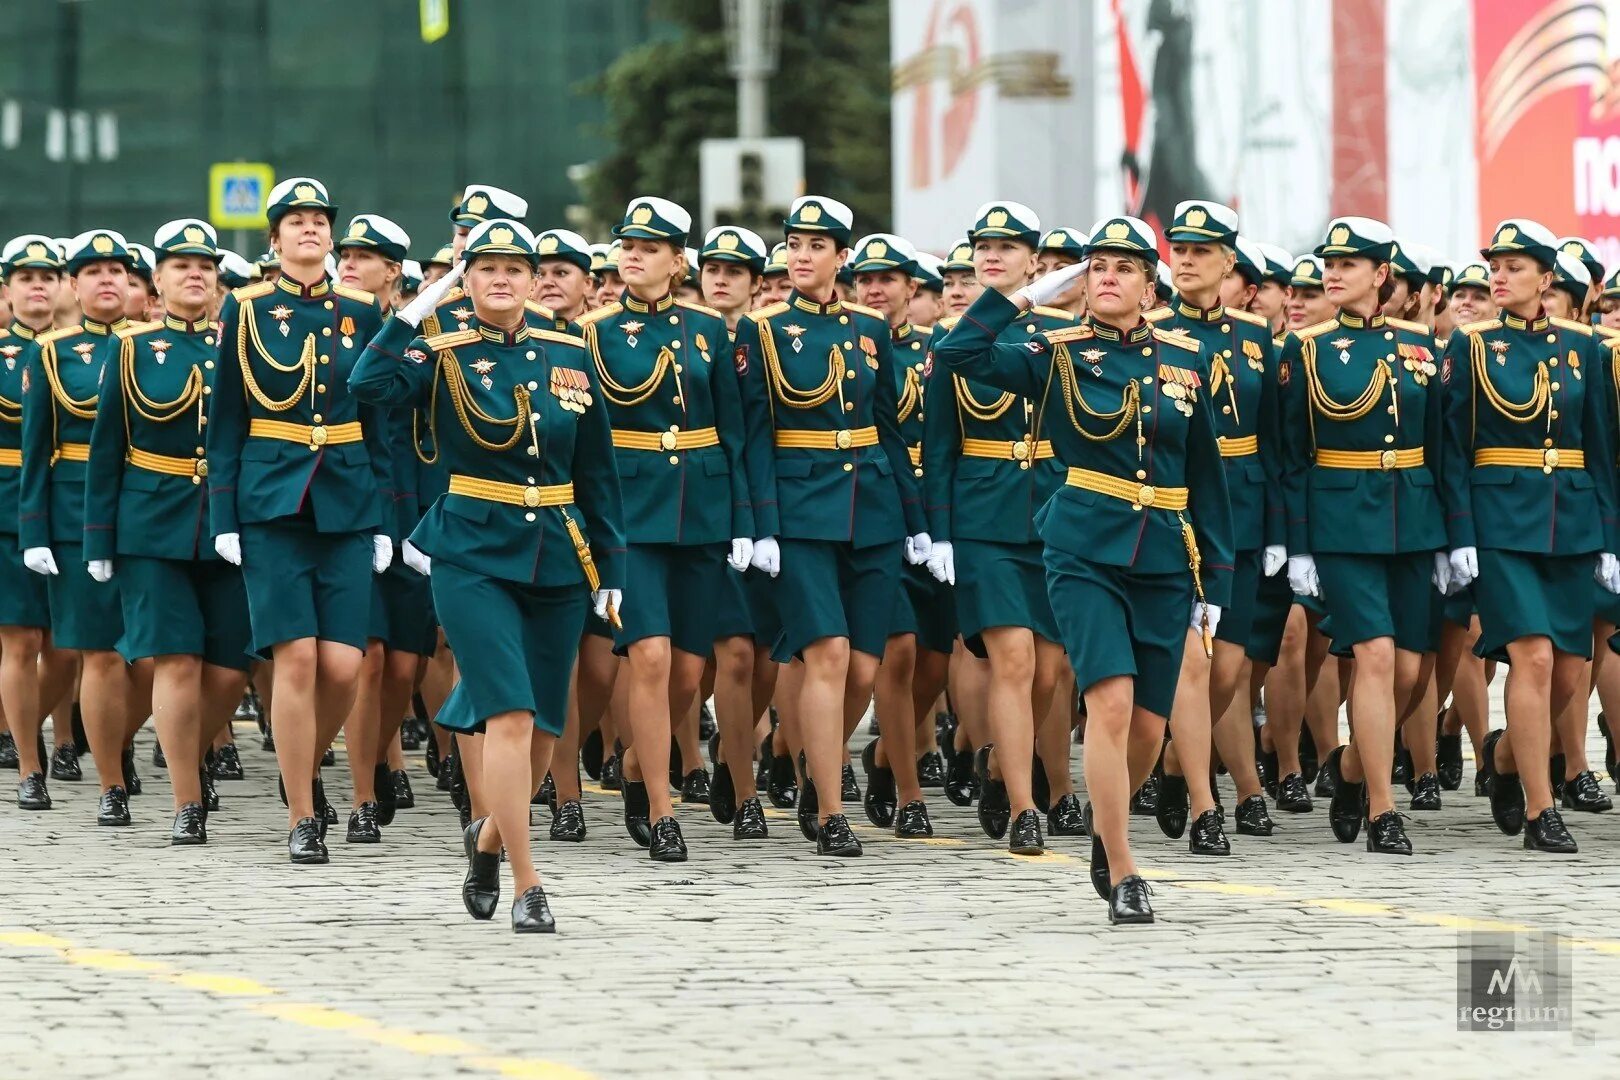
[0,926,596,1080]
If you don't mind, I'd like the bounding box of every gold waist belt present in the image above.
[1065,466,1188,511]
[249,418,363,451]
[1474,447,1584,472]
[128,447,207,483]
[1314,447,1424,471]
[448,475,575,508]
[1218,435,1259,458]
[774,426,878,450]
[0,448,20,467]
[961,437,1055,461]
[51,441,90,465]
[611,427,719,452]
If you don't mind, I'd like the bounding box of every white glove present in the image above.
[1448,547,1478,591]
[1286,554,1319,598]
[214,533,242,566]
[22,547,58,576]
[905,532,932,566]
[1191,601,1223,638]
[728,537,753,572]
[372,534,393,574]
[750,536,781,577]
[397,261,465,328]
[1432,551,1452,596]
[926,540,955,585]
[591,588,623,621]
[1013,262,1087,309]
[401,539,431,576]
[1262,545,1287,578]
[87,559,114,583]
[1599,553,1620,595]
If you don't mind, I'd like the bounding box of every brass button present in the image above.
[1138,485,1157,506]
[1551,382,1561,391]
[1142,405,1151,414]
[1143,376,1153,385]
[1136,470,1147,479]
[324,301,334,310]
[202,386,211,395]
[1026,326,1037,334]
[1222,405,1232,415]
[911,342,921,350]
[1550,409,1560,419]
[916,411,923,420]
[660,431,678,451]
[839,315,850,325]
[525,512,536,522]
[194,460,208,478]
[526,351,536,360]
[1384,434,1395,443]
[1550,357,1559,366]
[312,413,323,423]
[195,446,205,455]
[321,327,332,336]
[669,315,679,325]
[843,402,854,412]
[1544,438,1554,447]
[528,381,539,390]
[1142,347,1152,356]
[674,364,684,373]
[1547,333,1557,343]
[668,455,679,465]
[1220,323,1230,333]
[1018,461,1030,470]
[1383,330,1394,340]
[204,336,214,346]
[672,396,682,405]
[319,354,330,363]
[191,475,202,486]
[914,467,924,477]
[671,340,681,349]
[316,383,326,393]
[844,370,856,380]
[204,360,214,370]
[842,462,853,472]
[844,341,853,349]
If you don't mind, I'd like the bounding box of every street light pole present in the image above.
[734,0,767,139]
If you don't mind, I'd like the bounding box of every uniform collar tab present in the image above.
[163,312,211,334]
[621,290,674,314]
[790,289,843,316]
[1176,300,1224,323]
[275,273,332,300]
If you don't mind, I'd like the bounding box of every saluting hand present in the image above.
[1013,261,1087,310]
[22,547,58,576]
[398,261,467,328]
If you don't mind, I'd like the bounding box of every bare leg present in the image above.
[81,650,130,793]
[0,628,45,777]
[798,639,851,821]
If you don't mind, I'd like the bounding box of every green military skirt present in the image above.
[1245,565,1294,666]
[369,565,438,656]
[0,541,49,629]
[888,561,957,655]
[616,542,727,657]
[1313,551,1436,654]
[47,541,123,652]
[430,559,587,736]
[117,557,252,670]
[1474,550,1593,663]
[773,539,901,663]
[1593,578,1620,628]
[955,538,1058,657]
[1214,548,1261,649]
[239,521,373,654]
[1045,546,1192,719]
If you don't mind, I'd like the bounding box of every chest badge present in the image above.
[471,357,497,390]
[73,341,97,363]
[1330,337,1353,364]
[1080,348,1106,377]
[451,307,474,330]
[1242,339,1265,372]
[695,332,710,362]
[340,315,356,349]
[619,320,643,348]
[2,345,18,371]
[150,339,171,365]
[784,323,807,353]
[1489,339,1509,365]
[269,304,293,337]
[550,367,592,413]
[859,335,878,370]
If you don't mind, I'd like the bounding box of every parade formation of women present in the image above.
[5,176,1620,933]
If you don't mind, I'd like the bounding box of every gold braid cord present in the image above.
[1054,344,1139,441]
[1303,338,1391,422]
[586,323,672,407]
[120,336,201,423]
[41,341,99,419]
[440,347,530,451]
[761,325,843,409]
[0,382,18,423]
[239,299,314,411]
[1209,353,1240,425]
[954,374,1015,421]
[897,366,922,423]
[1470,332,1548,423]
[413,358,443,465]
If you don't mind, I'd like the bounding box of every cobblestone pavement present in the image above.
[3,696,1618,1079]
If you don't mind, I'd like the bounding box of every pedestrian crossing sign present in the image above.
[209,162,275,229]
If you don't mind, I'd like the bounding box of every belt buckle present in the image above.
[835,429,853,450]
[1012,439,1030,461]
[523,485,542,508]
[660,430,678,452]
[1137,484,1157,507]
[1379,448,1397,471]
[309,423,328,448]
[1544,447,1560,472]
[193,459,208,483]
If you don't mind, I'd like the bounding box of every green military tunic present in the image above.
[0,324,49,628]
[19,318,128,651]
[924,305,1073,654]
[1277,310,1447,652]
[934,289,1234,717]
[207,275,392,652]
[83,315,251,669]
[886,319,956,655]
[1439,312,1618,660]
[580,291,751,656]
[1250,327,1303,664]
[735,290,925,660]
[353,314,625,734]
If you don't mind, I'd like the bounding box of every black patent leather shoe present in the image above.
[511,885,556,934]
[917,750,945,788]
[1598,712,1618,785]
[1324,746,1364,843]
[841,762,860,802]
[197,763,219,812]
[96,785,130,826]
[461,818,500,920]
[1561,770,1612,812]
[698,701,716,742]
[974,745,1010,839]
[1031,756,1051,813]
[374,764,397,827]
[1007,808,1043,855]
[860,740,896,828]
[1436,732,1463,791]
[549,799,586,842]
[1482,730,1525,835]
[1275,772,1312,813]
[649,815,687,862]
[0,731,15,768]
[1365,809,1412,855]
[1409,772,1442,811]
[709,759,737,826]
[796,757,820,842]
[1392,740,1413,791]
[1084,802,1109,899]
[680,768,711,806]
[943,743,978,807]
[1188,808,1230,855]
[895,799,934,839]
[668,739,684,792]
[1048,793,1086,836]
[1130,770,1161,816]
[1260,748,1279,799]
[766,750,798,809]
[17,772,50,810]
[1108,875,1155,925]
[599,753,623,792]
[1476,771,1489,797]
[1234,794,1274,836]
[391,770,415,809]
[1314,762,1337,799]
[1524,807,1578,853]
[733,797,768,840]
[346,802,382,843]
[152,740,167,769]
[1298,727,1319,784]
[816,813,862,856]
[121,744,142,796]
[581,727,604,781]
[321,747,336,767]
[1155,772,1189,838]
[1547,754,1566,803]
[622,779,652,847]
[425,732,442,778]
[49,744,81,782]
[171,802,207,845]
[315,776,337,830]
[288,817,328,864]
[755,732,772,788]
[211,743,244,780]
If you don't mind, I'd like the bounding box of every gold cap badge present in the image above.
[183,226,206,244]
[1048,230,1067,246]
[24,242,46,260]
[538,235,558,254]
[1497,226,1518,245]
[717,232,738,251]
[1329,225,1350,246]
[986,209,1009,228]
[348,221,368,239]
[631,205,654,225]
[869,241,888,259]
[1104,222,1129,241]
[1564,241,1584,256]
[800,203,823,224]
[489,226,515,247]
[466,194,488,215]
[294,183,317,202]
[1185,207,1207,228]
[92,234,114,254]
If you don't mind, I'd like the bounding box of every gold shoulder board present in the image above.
[1225,307,1269,327]
[842,301,885,321]
[115,320,164,340]
[1044,325,1096,345]
[676,299,724,320]
[1456,318,1502,337]
[232,280,276,302]
[1152,327,1201,352]
[576,303,623,328]
[1142,307,1173,323]
[1297,318,1341,341]
[37,326,78,346]
[423,328,481,352]
[1549,316,1594,337]
[332,283,377,305]
[1030,305,1078,322]
[746,301,792,323]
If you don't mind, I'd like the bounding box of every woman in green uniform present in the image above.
[933,216,1233,923]
[735,195,931,856]
[1278,217,1448,857]
[206,178,395,863]
[1441,219,1619,853]
[83,219,253,844]
[353,217,624,932]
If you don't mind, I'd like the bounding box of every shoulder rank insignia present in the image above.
[1297,318,1340,341]
[1550,316,1593,337]
[549,366,592,412]
[1150,326,1199,352]
[1158,363,1202,415]
[1226,307,1268,327]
